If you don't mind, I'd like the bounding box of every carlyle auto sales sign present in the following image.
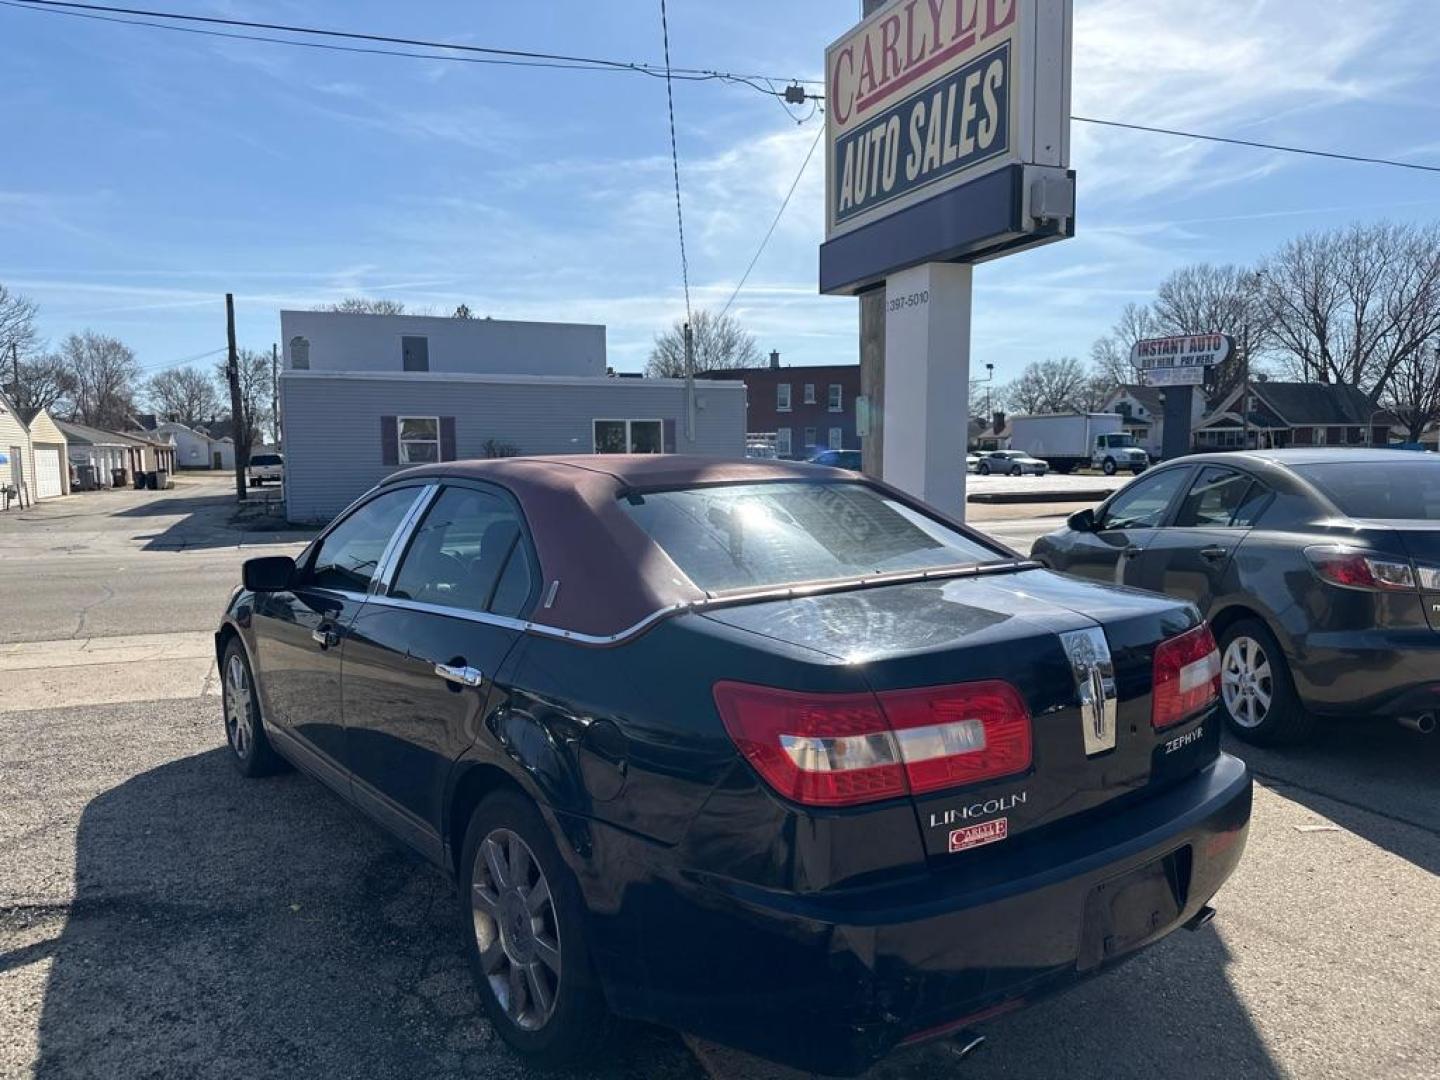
[825,0,1070,239]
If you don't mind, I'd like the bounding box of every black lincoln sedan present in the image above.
[1034,449,1440,746]
[216,456,1250,1075]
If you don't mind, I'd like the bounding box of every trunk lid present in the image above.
[701,568,1213,860]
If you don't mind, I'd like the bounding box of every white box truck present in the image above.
[1008,413,1150,475]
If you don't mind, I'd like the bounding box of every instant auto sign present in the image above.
[825,0,1066,240]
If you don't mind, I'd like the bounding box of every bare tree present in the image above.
[60,331,139,429]
[1074,371,1116,413]
[453,304,474,319]
[213,349,275,456]
[1262,221,1440,400]
[1089,336,1132,388]
[1152,263,1269,402]
[0,284,40,361]
[1381,342,1440,443]
[0,284,54,410]
[145,366,222,428]
[8,353,73,417]
[317,297,407,316]
[647,310,762,377]
[1003,357,1089,414]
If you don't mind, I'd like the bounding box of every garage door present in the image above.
[34,446,63,499]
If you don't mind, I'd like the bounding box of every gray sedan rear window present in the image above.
[1295,461,1440,519]
[621,481,1002,593]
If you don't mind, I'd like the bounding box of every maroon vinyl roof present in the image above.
[381,456,849,637]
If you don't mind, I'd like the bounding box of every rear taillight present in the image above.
[1152,623,1221,730]
[713,680,1031,808]
[1305,545,1416,591]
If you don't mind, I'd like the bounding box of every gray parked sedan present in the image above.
[1032,449,1440,746]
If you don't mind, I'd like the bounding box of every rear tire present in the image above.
[459,791,612,1069]
[221,639,283,776]
[1217,619,1315,746]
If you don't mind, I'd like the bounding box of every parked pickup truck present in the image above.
[1009,413,1150,475]
[246,452,284,487]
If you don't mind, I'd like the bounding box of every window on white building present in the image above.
[401,335,430,372]
[397,417,440,463]
[593,419,664,454]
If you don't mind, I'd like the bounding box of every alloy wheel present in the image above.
[224,653,253,758]
[471,828,562,1032]
[1221,635,1273,729]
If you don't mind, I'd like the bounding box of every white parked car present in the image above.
[965,453,981,473]
[247,452,284,487]
[976,450,1048,476]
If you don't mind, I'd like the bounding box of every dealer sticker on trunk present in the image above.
[949,818,1009,853]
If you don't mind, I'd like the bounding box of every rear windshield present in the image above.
[621,481,1002,593]
[1295,460,1440,519]
[250,454,283,466]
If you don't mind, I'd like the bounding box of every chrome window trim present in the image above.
[370,483,441,596]
[361,559,1041,648]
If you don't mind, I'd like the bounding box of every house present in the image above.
[694,354,861,459]
[56,420,138,488]
[21,406,70,499]
[153,421,235,470]
[968,412,1010,452]
[119,429,178,477]
[0,387,35,507]
[1102,385,1207,458]
[278,310,745,522]
[1193,381,1394,451]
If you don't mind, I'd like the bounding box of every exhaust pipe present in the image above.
[946,1033,986,1061]
[1183,905,1217,932]
[1398,713,1437,735]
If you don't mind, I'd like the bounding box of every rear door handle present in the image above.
[434,662,484,688]
[1200,546,1229,561]
[311,625,338,648]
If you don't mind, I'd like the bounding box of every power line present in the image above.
[658,0,691,325]
[135,345,227,375]
[1072,116,1440,177]
[5,0,823,97]
[720,121,825,321]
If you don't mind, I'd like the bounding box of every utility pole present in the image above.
[271,342,280,450]
[225,294,246,502]
[8,342,18,403]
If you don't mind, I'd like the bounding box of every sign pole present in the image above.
[882,262,971,519]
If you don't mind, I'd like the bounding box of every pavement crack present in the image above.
[70,581,116,640]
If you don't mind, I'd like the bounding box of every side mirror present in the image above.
[1067,508,1096,533]
[243,555,296,592]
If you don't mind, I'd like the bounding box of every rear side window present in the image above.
[390,487,529,614]
[309,488,420,593]
[1174,468,1257,527]
[621,481,1001,593]
[1295,461,1440,519]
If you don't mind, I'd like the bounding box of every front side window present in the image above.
[398,417,440,464]
[1174,468,1257,528]
[776,383,792,412]
[1099,468,1190,531]
[828,384,843,411]
[594,419,663,454]
[622,481,1001,593]
[390,487,530,613]
[309,487,421,593]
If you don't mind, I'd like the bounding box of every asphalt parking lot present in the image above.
[3,479,1439,1079]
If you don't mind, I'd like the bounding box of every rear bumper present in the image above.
[598,755,1251,1076]
[1289,627,1440,717]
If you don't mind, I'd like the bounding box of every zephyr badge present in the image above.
[1060,627,1117,756]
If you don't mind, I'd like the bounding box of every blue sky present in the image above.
[4,0,1440,387]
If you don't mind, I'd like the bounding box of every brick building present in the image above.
[697,353,861,459]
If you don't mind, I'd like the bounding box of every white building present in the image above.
[153,421,235,470]
[1102,385,1206,458]
[278,311,745,522]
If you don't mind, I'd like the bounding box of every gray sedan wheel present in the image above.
[472,828,562,1032]
[1217,619,1314,746]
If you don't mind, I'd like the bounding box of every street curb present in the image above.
[968,489,1112,504]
